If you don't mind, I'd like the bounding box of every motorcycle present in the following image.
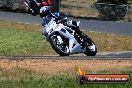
[41,13,97,56]
[24,0,97,56]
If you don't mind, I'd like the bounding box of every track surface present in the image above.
[1,51,132,60]
[0,11,132,59]
[0,11,132,35]
[0,56,132,60]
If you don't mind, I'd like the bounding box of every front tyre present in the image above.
[50,35,70,56]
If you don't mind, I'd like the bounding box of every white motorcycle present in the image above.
[42,13,97,56]
[24,0,97,56]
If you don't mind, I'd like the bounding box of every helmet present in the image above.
[42,1,48,6]
[41,0,51,6]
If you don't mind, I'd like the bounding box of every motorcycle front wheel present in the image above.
[50,35,70,56]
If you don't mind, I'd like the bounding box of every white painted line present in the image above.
[97,51,132,55]
[17,22,23,24]
[25,22,30,25]
[35,24,40,25]
[17,21,40,26]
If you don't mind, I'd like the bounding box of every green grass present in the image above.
[86,32,132,52]
[0,20,132,55]
[0,28,55,55]
[0,20,55,56]
[60,0,98,18]
[0,68,132,88]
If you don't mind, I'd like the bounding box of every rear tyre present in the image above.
[50,35,70,56]
[83,34,97,56]
[84,50,97,56]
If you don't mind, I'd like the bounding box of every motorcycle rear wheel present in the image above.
[84,50,97,56]
[83,34,97,56]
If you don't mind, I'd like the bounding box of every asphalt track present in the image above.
[1,53,132,60]
[0,11,132,59]
[0,11,132,35]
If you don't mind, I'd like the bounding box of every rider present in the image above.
[29,0,86,48]
[28,0,51,17]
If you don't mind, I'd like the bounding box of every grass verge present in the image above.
[0,20,132,55]
[0,59,132,88]
[61,0,132,21]
[0,20,55,56]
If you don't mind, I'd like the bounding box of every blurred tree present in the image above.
[0,0,21,8]
[0,0,60,12]
[94,0,129,20]
[51,0,60,12]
